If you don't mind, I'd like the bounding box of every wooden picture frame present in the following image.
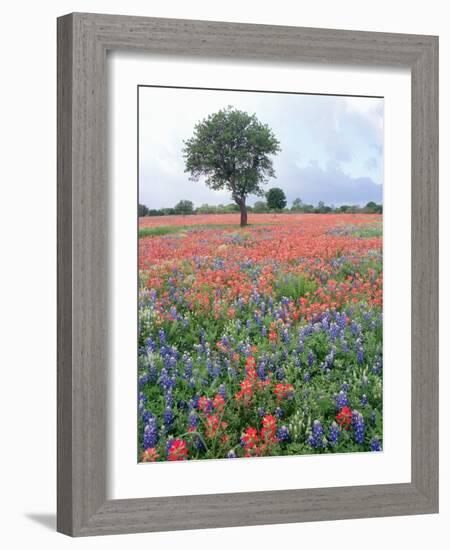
[57,12,438,536]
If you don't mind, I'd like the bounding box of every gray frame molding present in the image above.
[57,13,438,537]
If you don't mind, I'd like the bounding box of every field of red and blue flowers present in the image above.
[138,213,383,462]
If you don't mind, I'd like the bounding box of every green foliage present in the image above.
[266,187,287,211]
[290,198,303,211]
[138,203,149,216]
[139,223,267,239]
[139,226,182,238]
[364,201,383,214]
[274,273,318,301]
[253,200,269,213]
[174,200,194,215]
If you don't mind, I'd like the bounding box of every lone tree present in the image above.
[183,107,280,226]
[266,187,287,211]
[174,199,194,215]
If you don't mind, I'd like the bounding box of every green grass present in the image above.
[139,226,184,238]
[331,222,382,239]
[139,223,272,238]
[274,273,318,301]
[352,223,383,238]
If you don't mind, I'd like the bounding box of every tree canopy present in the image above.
[183,106,281,226]
[174,200,194,215]
[266,187,287,211]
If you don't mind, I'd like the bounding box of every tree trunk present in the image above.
[239,201,248,227]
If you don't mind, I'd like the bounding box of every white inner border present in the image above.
[107,51,411,499]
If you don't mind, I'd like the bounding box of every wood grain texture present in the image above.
[57,12,439,536]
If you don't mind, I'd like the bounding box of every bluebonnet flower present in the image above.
[148,362,158,383]
[182,354,193,379]
[328,422,340,447]
[370,410,377,426]
[307,420,325,449]
[141,409,153,424]
[356,344,364,365]
[275,368,285,381]
[165,436,174,455]
[143,416,158,449]
[352,410,365,444]
[188,411,198,429]
[206,360,213,377]
[261,326,267,337]
[159,368,175,391]
[360,394,368,407]
[277,425,291,442]
[274,407,283,419]
[370,437,382,451]
[372,356,382,375]
[257,361,266,380]
[258,407,266,417]
[336,311,347,329]
[212,361,222,378]
[227,366,237,379]
[324,347,335,369]
[163,406,174,428]
[350,320,361,336]
[308,350,314,367]
[159,328,166,345]
[303,371,311,382]
[218,383,227,400]
[165,389,174,408]
[146,336,157,352]
[341,382,349,392]
[227,449,237,458]
[138,391,147,409]
[363,310,372,322]
[329,322,340,340]
[334,390,348,409]
[138,372,150,387]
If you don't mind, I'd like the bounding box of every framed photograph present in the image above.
[57,13,438,536]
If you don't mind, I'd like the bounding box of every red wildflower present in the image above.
[213,393,225,411]
[336,406,352,429]
[205,414,228,439]
[140,448,160,462]
[261,415,277,442]
[168,440,188,461]
[235,379,253,405]
[274,383,295,401]
[198,396,212,413]
[241,427,259,450]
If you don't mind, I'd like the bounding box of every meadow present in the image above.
[138,213,383,462]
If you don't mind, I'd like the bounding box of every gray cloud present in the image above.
[276,161,382,207]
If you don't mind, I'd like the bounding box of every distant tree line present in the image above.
[139,200,241,217]
[139,192,382,217]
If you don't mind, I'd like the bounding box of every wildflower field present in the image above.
[138,213,383,462]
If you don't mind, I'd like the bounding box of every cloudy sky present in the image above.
[139,86,383,208]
